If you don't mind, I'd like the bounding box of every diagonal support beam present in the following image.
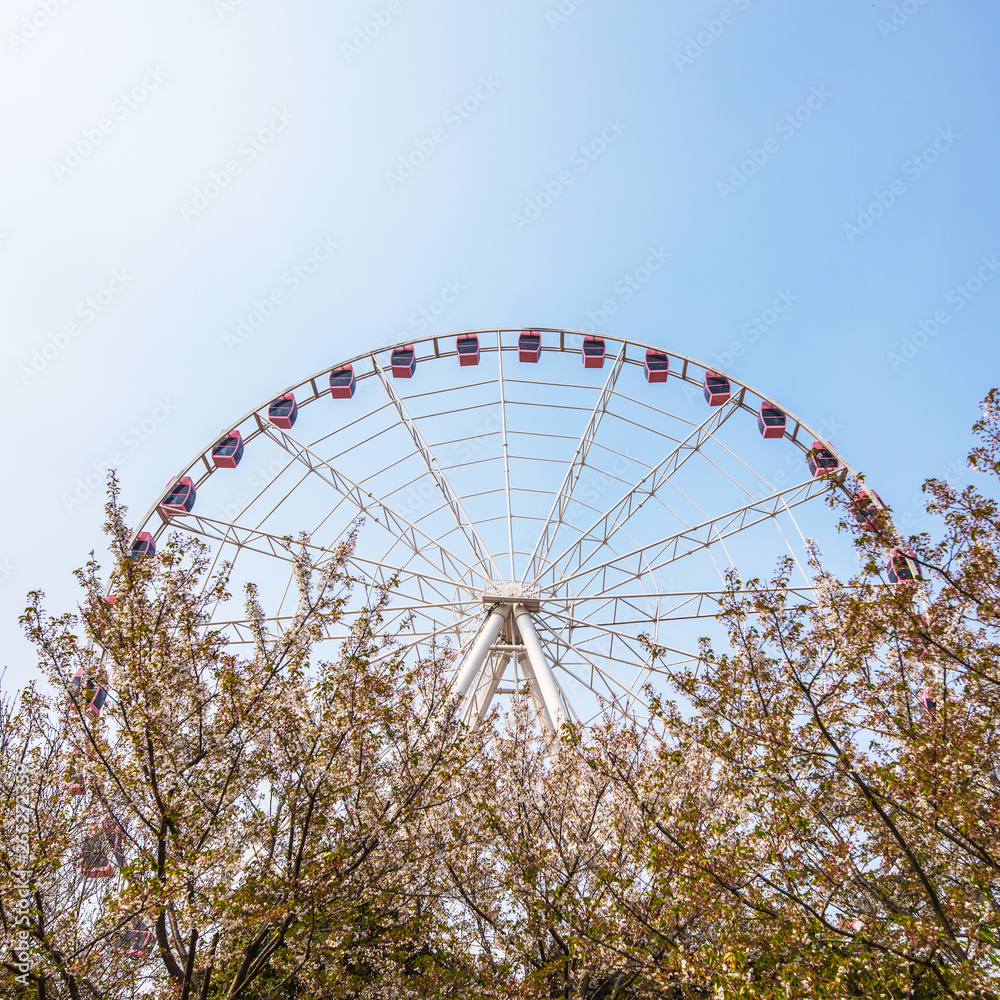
[524,342,628,583]
[464,651,514,728]
[559,477,832,592]
[535,391,746,588]
[373,358,502,580]
[255,418,484,584]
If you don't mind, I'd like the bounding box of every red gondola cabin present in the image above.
[115,925,154,958]
[71,668,108,718]
[850,489,887,532]
[390,344,416,378]
[518,331,541,363]
[917,686,936,716]
[211,432,244,469]
[758,403,786,439]
[66,761,85,795]
[160,477,196,517]
[78,831,114,878]
[456,334,480,366]
[582,336,605,369]
[329,365,356,399]
[268,394,297,429]
[704,372,732,406]
[886,548,920,585]
[129,532,155,562]
[644,349,669,383]
[104,819,125,868]
[806,441,840,478]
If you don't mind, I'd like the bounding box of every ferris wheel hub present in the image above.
[481,580,541,611]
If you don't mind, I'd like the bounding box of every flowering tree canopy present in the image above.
[3,394,1000,999]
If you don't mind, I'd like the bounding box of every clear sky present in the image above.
[2,0,998,688]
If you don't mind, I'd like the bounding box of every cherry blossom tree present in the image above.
[6,391,1000,999]
[624,393,1000,998]
[1,480,484,999]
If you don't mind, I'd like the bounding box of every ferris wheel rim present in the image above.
[128,327,871,549]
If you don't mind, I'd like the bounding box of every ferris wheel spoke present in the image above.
[159,511,335,566]
[557,586,817,624]
[373,357,503,580]
[536,391,746,588]
[557,477,830,593]
[524,343,628,583]
[254,419,486,585]
[540,611,701,671]
[346,560,480,615]
[369,608,487,665]
[210,604,484,654]
[496,332,516,580]
[541,607,699,663]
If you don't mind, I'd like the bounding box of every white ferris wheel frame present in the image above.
[128,328,872,731]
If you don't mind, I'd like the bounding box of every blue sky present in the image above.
[2,0,997,688]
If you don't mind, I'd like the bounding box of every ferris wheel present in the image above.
[128,328,878,730]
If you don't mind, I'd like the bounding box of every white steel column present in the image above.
[517,653,556,731]
[453,604,508,701]
[513,605,564,730]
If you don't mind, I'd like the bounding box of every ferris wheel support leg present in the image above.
[517,654,556,732]
[513,605,564,730]
[466,652,511,729]
[453,604,508,702]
